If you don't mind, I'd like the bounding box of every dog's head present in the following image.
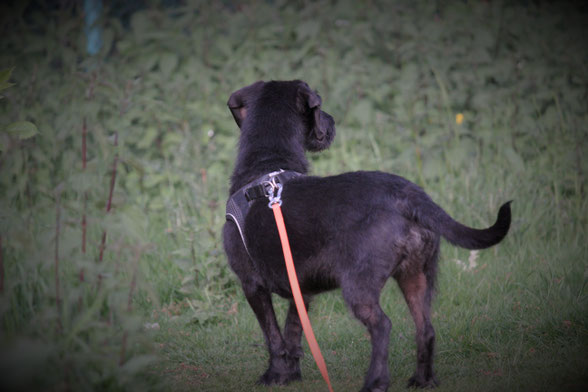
[227,80,335,152]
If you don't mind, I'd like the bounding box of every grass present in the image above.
[154,274,587,392]
[151,198,587,391]
[1,0,587,391]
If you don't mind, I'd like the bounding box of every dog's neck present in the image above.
[229,130,309,194]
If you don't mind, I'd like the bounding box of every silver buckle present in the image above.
[264,177,283,207]
[263,170,285,207]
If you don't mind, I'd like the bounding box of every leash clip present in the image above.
[264,177,283,207]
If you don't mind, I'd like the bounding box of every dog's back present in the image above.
[242,170,510,296]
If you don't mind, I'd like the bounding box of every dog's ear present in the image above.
[297,82,322,110]
[297,82,335,151]
[297,83,324,139]
[227,81,263,128]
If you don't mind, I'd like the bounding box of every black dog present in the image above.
[222,80,511,392]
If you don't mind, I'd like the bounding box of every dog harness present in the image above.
[225,169,302,258]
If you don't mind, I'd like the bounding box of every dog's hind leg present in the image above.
[342,276,392,392]
[397,270,439,388]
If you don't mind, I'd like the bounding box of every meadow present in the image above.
[0,1,586,391]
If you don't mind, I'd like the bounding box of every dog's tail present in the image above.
[409,192,512,250]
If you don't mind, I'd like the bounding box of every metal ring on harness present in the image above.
[264,178,283,207]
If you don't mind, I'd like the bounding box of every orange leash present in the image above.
[271,203,334,392]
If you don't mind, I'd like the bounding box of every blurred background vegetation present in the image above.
[0,0,586,391]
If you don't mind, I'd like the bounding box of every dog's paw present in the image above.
[407,375,439,389]
[257,348,303,386]
[257,368,301,386]
[360,387,387,392]
[359,376,389,392]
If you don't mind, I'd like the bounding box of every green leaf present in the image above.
[159,52,178,77]
[504,147,525,172]
[0,67,14,92]
[121,354,158,374]
[131,11,152,37]
[296,20,320,40]
[144,174,165,188]
[5,121,38,139]
[136,126,158,149]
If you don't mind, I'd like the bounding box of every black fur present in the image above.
[222,80,511,392]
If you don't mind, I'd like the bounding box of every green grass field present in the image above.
[1,1,586,391]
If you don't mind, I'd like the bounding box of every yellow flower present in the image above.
[455,113,464,125]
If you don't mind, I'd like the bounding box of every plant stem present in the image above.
[82,117,87,170]
[55,192,62,334]
[98,132,118,262]
[119,331,128,366]
[0,234,4,294]
[120,246,142,365]
[81,117,87,282]
[82,199,87,255]
[106,132,118,213]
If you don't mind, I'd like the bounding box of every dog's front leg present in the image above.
[282,299,309,371]
[223,224,301,385]
[242,282,302,385]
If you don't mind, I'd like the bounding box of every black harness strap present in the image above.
[225,170,302,259]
